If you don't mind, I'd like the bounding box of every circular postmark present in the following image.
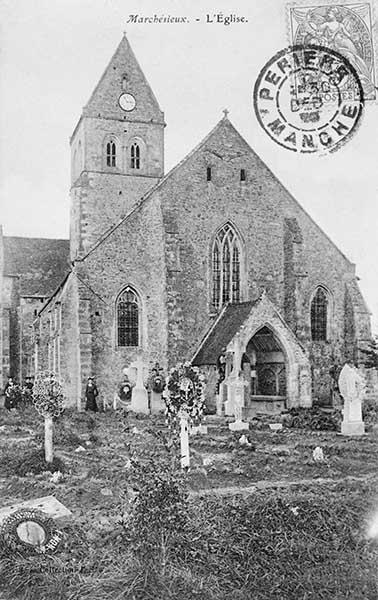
[253,45,364,154]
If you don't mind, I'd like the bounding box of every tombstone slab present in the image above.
[150,390,165,414]
[130,358,149,414]
[0,496,72,526]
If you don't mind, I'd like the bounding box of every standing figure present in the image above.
[23,376,34,405]
[85,377,99,412]
[4,377,17,410]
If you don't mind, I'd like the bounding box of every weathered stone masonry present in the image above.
[2,34,373,409]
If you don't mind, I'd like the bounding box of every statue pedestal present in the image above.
[228,377,249,431]
[341,421,365,436]
[339,363,366,437]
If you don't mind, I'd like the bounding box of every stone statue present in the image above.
[338,363,366,436]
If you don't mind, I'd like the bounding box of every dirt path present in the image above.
[190,473,378,496]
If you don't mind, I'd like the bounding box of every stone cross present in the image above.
[130,357,149,414]
[338,363,365,436]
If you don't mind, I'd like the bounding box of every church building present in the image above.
[0,34,372,411]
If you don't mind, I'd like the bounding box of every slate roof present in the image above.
[192,301,257,366]
[3,237,70,296]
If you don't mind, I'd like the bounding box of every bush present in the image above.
[122,458,189,565]
[0,449,66,477]
[362,396,378,430]
[283,407,342,431]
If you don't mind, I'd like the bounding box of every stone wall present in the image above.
[155,119,371,400]
[71,194,168,404]
[70,169,160,260]
[19,297,46,380]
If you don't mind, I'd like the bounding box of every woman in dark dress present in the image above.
[85,377,99,412]
[4,377,16,410]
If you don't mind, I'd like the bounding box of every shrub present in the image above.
[122,458,189,566]
[283,407,342,431]
[362,396,378,430]
[2,449,66,477]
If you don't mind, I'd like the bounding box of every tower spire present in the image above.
[82,34,164,124]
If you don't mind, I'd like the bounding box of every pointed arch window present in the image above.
[130,142,140,169]
[117,287,139,347]
[106,140,116,167]
[311,287,328,341]
[212,223,242,311]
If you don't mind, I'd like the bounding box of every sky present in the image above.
[0,0,377,331]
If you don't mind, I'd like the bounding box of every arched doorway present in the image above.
[242,326,287,409]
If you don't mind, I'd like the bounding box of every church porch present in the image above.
[192,293,312,417]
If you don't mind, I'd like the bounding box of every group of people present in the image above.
[2,376,34,410]
[84,363,166,412]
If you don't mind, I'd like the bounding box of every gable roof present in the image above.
[77,114,353,268]
[3,237,70,296]
[192,300,258,365]
[77,116,241,261]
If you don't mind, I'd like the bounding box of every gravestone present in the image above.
[338,363,366,436]
[129,358,149,414]
[0,496,72,526]
[229,377,249,431]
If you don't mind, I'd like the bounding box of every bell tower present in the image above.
[70,33,165,259]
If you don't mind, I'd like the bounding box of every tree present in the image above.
[359,336,378,369]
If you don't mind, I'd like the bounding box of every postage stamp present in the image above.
[253,45,364,154]
[287,3,377,100]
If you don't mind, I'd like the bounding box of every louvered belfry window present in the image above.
[117,288,139,347]
[311,287,328,341]
[212,223,241,311]
[106,141,116,167]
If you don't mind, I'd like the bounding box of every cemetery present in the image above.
[0,30,377,600]
[0,360,377,600]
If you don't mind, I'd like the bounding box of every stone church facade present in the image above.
[0,34,372,410]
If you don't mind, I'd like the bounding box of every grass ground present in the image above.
[0,405,377,599]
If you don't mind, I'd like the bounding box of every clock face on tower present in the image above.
[118,93,136,111]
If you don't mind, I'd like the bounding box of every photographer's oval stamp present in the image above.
[253,45,364,153]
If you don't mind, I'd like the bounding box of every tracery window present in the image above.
[311,287,328,341]
[212,223,242,311]
[130,142,140,169]
[117,287,139,347]
[106,140,116,167]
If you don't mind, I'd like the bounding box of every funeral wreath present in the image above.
[165,362,206,427]
[0,508,63,555]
